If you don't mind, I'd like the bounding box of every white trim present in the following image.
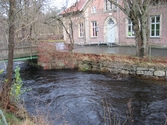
[127,19,135,37]
[91,6,96,13]
[150,15,161,37]
[105,0,118,11]
[79,22,84,37]
[104,16,118,43]
[91,21,97,37]
[80,0,89,11]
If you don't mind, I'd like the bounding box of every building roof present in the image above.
[61,0,88,15]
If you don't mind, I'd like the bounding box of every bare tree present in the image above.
[108,0,166,57]
[0,0,9,49]
[1,0,16,109]
[0,0,47,48]
[15,0,45,45]
[37,9,63,40]
[0,0,47,109]
[50,0,82,52]
[56,16,75,51]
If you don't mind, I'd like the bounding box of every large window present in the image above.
[79,23,84,37]
[128,19,135,37]
[150,15,160,37]
[91,21,97,37]
[105,0,117,11]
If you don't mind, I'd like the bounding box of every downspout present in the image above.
[118,0,120,45]
[84,17,86,44]
[117,0,119,44]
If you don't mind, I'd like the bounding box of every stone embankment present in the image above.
[37,42,167,80]
[38,52,167,80]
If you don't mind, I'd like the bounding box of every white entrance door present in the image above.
[107,19,115,46]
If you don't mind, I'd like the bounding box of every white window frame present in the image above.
[91,21,97,37]
[79,23,84,37]
[91,6,96,13]
[105,0,117,11]
[127,19,135,37]
[150,15,160,37]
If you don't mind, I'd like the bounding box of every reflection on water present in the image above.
[18,62,167,125]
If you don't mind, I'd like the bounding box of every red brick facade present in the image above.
[63,0,167,47]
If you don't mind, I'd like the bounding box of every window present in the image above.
[105,0,117,11]
[150,15,160,37]
[91,21,97,37]
[79,23,84,37]
[127,19,135,37]
[108,18,114,24]
[91,6,96,13]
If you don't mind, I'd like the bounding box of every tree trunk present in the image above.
[141,7,150,57]
[135,31,143,57]
[56,17,74,52]
[107,0,151,58]
[21,24,26,39]
[29,25,32,40]
[2,0,16,109]
[69,19,74,52]
[130,7,149,57]
[131,17,144,57]
[134,21,149,57]
[69,38,74,52]
[141,20,149,57]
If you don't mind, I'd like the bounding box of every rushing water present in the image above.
[1,62,166,125]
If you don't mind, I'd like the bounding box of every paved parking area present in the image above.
[73,45,167,58]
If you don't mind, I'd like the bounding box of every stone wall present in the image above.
[77,59,167,80]
[38,52,167,80]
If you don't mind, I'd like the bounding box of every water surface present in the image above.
[19,63,167,125]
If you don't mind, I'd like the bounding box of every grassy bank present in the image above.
[0,108,34,125]
[0,106,52,125]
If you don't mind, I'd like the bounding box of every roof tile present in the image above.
[62,0,87,14]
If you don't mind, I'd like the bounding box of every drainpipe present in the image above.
[116,0,119,45]
[96,27,99,45]
[118,7,120,45]
[84,17,86,46]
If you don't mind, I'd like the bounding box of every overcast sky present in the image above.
[48,0,76,9]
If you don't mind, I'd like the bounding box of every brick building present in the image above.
[62,0,167,47]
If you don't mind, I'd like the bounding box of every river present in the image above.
[1,61,167,125]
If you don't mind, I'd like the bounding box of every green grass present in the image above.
[0,108,21,125]
[0,106,53,125]
[0,70,4,74]
[0,108,36,125]
[48,39,65,42]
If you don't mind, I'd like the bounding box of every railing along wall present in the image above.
[0,41,38,60]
